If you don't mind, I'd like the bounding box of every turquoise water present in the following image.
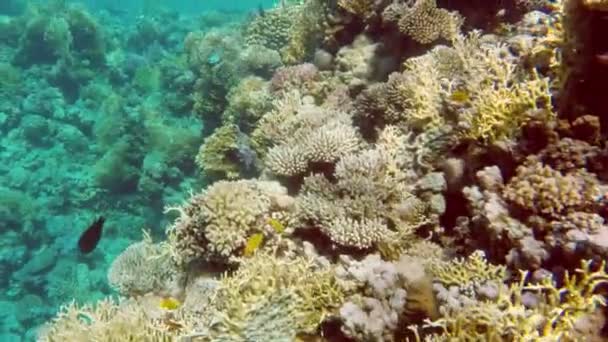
[0,1,264,340]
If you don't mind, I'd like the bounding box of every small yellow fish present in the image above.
[268,218,285,234]
[450,90,470,103]
[159,297,181,310]
[243,233,264,257]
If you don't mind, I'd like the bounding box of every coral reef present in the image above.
[29,0,608,341]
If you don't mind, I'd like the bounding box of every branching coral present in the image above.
[38,298,178,341]
[338,0,377,19]
[294,127,434,251]
[357,30,553,144]
[418,260,608,341]
[204,251,344,340]
[245,6,296,51]
[428,250,506,288]
[166,180,292,264]
[261,96,362,177]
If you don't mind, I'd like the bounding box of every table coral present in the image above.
[263,98,362,177]
[294,129,433,252]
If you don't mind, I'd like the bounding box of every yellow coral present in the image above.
[419,260,608,341]
[464,69,553,143]
[196,123,242,179]
[209,251,344,339]
[428,250,506,287]
[38,298,180,341]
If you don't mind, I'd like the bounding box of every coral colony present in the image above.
[1,0,608,341]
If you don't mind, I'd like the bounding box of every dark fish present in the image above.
[257,4,265,17]
[78,216,105,254]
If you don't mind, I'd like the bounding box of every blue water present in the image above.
[0,1,266,340]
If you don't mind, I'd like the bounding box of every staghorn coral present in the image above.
[204,251,344,340]
[382,0,463,44]
[356,30,553,144]
[338,0,377,19]
[356,50,445,131]
[166,179,292,264]
[38,3,608,341]
[38,298,180,341]
[428,250,506,288]
[447,32,553,143]
[418,260,608,341]
[427,250,507,320]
